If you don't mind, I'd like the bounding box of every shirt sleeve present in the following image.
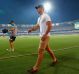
[45,14,51,22]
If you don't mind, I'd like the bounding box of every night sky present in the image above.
[0,0,79,24]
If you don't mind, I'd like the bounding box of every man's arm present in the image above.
[28,24,40,33]
[44,21,52,36]
[41,21,52,41]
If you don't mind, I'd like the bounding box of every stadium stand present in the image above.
[0,20,79,36]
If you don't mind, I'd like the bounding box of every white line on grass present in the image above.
[0,45,79,60]
[53,45,79,51]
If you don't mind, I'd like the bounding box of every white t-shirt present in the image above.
[37,13,52,37]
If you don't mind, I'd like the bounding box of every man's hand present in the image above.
[28,29,32,33]
[41,34,47,41]
[28,24,39,33]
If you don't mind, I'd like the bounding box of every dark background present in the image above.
[0,0,79,24]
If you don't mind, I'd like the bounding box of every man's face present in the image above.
[36,7,44,15]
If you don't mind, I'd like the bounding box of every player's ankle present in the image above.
[33,66,38,71]
[53,58,57,62]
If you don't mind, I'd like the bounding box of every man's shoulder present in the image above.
[43,13,50,19]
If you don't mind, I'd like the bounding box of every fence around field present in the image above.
[0,20,79,36]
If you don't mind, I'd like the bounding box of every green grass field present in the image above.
[0,34,79,74]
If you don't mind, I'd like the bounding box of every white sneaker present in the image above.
[6,49,11,51]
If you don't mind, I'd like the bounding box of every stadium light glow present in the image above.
[43,2,52,13]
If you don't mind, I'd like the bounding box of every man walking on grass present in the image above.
[28,5,57,73]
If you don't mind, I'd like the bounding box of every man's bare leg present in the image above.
[45,44,57,62]
[33,48,44,70]
[9,40,14,52]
